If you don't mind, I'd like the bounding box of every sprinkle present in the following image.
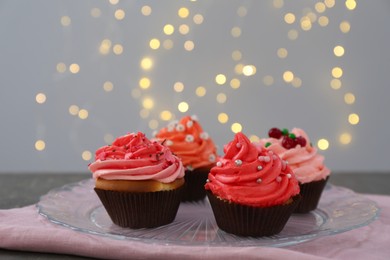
[167,125,175,132]
[187,165,194,171]
[191,115,199,121]
[263,156,271,163]
[186,120,194,128]
[200,132,209,140]
[235,159,243,166]
[185,134,194,142]
[209,154,216,162]
[176,124,185,132]
[256,178,262,183]
[268,150,274,155]
[258,156,264,162]
[165,140,173,146]
[152,130,157,137]
[216,161,222,167]
[276,176,282,182]
[257,165,263,171]
[236,143,242,148]
[206,178,210,183]
[286,173,292,179]
[282,160,287,170]
[272,155,278,160]
[265,142,272,148]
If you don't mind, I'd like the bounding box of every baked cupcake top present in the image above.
[204,132,300,208]
[88,132,184,183]
[258,127,330,184]
[155,115,218,170]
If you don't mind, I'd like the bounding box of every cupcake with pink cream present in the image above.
[156,115,218,202]
[259,127,331,213]
[205,132,300,236]
[89,131,185,228]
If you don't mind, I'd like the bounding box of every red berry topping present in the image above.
[295,136,307,147]
[268,128,283,139]
[282,136,296,149]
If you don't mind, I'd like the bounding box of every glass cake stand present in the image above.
[37,179,379,247]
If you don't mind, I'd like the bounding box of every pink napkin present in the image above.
[1,194,389,260]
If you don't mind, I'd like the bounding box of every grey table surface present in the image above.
[0,172,389,259]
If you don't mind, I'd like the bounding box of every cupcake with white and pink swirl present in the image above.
[258,127,331,213]
[89,132,185,228]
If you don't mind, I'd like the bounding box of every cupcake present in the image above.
[155,115,218,202]
[259,127,331,213]
[205,132,300,237]
[88,132,185,228]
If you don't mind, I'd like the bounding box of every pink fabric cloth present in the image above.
[0,194,389,260]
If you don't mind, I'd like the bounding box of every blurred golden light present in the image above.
[330,78,342,89]
[179,24,190,35]
[231,123,242,133]
[114,9,125,20]
[340,21,351,33]
[292,77,302,88]
[109,0,119,5]
[318,16,329,27]
[215,74,227,85]
[82,151,92,161]
[307,12,317,23]
[288,29,298,40]
[273,0,284,8]
[237,6,247,17]
[178,7,189,18]
[69,105,79,116]
[334,45,345,57]
[141,5,152,16]
[163,24,175,35]
[231,27,241,38]
[234,64,244,75]
[242,65,256,76]
[345,0,357,10]
[69,64,80,74]
[348,113,360,125]
[193,14,204,24]
[174,82,184,92]
[315,2,326,13]
[99,39,112,55]
[178,102,189,112]
[263,75,274,86]
[140,57,153,70]
[216,93,227,104]
[113,44,123,55]
[91,8,101,18]
[103,81,114,92]
[283,71,294,83]
[230,78,241,89]
[344,93,356,104]
[218,113,229,124]
[60,16,71,26]
[284,13,295,24]
[300,16,312,31]
[195,86,206,97]
[149,119,159,130]
[139,77,151,89]
[163,39,174,50]
[232,50,242,61]
[78,109,89,120]
[339,133,352,145]
[142,97,154,109]
[332,67,343,78]
[56,62,66,73]
[36,93,46,104]
[35,140,46,151]
[325,0,335,8]
[149,38,160,50]
[249,135,260,142]
[277,48,288,58]
[317,139,329,150]
[139,109,150,119]
[160,110,173,121]
[184,40,195,51]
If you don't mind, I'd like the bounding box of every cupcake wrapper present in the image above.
[294,177,329,213]
[206,191,301,237]
[94,186,183,228]
[181,168,210,202]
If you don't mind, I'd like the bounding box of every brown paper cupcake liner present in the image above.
[206,191,301,237]
[294,177,329,213]
[94,185,183,228]
[181,167,210,202]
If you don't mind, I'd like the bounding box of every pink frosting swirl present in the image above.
[205,132,300,207]
[258,128,330,184]
[88,132,184,183]
[155,116,218,170]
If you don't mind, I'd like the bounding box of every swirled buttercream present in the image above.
[205,132,300,207]
[88,132,184,183]
[155,116,218,170]
[258,128,330,184]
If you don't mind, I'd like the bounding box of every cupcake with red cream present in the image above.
[259,127,331,213]
[156,115,218,202]
[205,132,300,237]
[88,132,185,228]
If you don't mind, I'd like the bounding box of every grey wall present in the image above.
[1,0,389,173]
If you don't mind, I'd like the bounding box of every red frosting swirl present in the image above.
[205,132,300,207]
[155,116,218,170]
